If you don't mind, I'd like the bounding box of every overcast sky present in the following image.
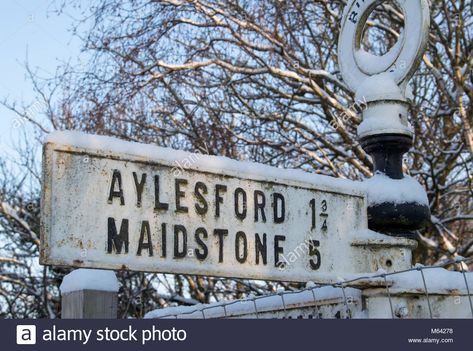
[0,0,83,160]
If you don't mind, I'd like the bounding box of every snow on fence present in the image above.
[145,257,473,319]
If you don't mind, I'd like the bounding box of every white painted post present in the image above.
[60,269,120,319]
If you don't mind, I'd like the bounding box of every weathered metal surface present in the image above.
[362,267,473,318]
[40,132,414,283]
[145,287,363,319]
[146,267,473,319]
[364,295,473,319]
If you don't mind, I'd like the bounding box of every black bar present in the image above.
[4,319,470,351]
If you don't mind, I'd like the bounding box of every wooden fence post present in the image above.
[60,269,119,319]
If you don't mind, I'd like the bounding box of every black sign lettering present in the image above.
[213,228,228,263]
[137,220,153,256]
[234,187,247,220]
[309,198,316,230]
[272,193,285,223]
[321,200,328,212]
[321,199,328,231]
[154,175,169,211]
[107,217,129,254]
[175,179,189,213]
[309,240,321,270]
[320,213,328,231]
[174,225,188,258]
[108,170,125,205]
[255,233,267,265]
[274,235,286,268]
[348,11,358,24]
[215,184,227,218]
[235,231,248,263]
[132,172,146,208]
[161,223,167,258]
[194,182,208,215]
[194,227,208,261]
[254,190,266,222]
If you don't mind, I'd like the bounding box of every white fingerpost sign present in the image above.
[41,131,414,283]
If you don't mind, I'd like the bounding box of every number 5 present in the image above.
[309,240,321,270]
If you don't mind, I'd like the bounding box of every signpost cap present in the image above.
[338,0,431,236]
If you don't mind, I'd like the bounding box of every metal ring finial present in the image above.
[338,0,430,93]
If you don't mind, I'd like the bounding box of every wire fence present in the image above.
[147,257,473,319]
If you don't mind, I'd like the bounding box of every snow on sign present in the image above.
[41,131,377,283]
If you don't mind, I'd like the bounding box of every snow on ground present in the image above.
[60,269,120,294]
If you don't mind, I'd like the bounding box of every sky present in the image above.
[0,0,83,160]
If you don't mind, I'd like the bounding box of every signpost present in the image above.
[40,131,412,284]
[39,0,434,319]
[338,0,431,235]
